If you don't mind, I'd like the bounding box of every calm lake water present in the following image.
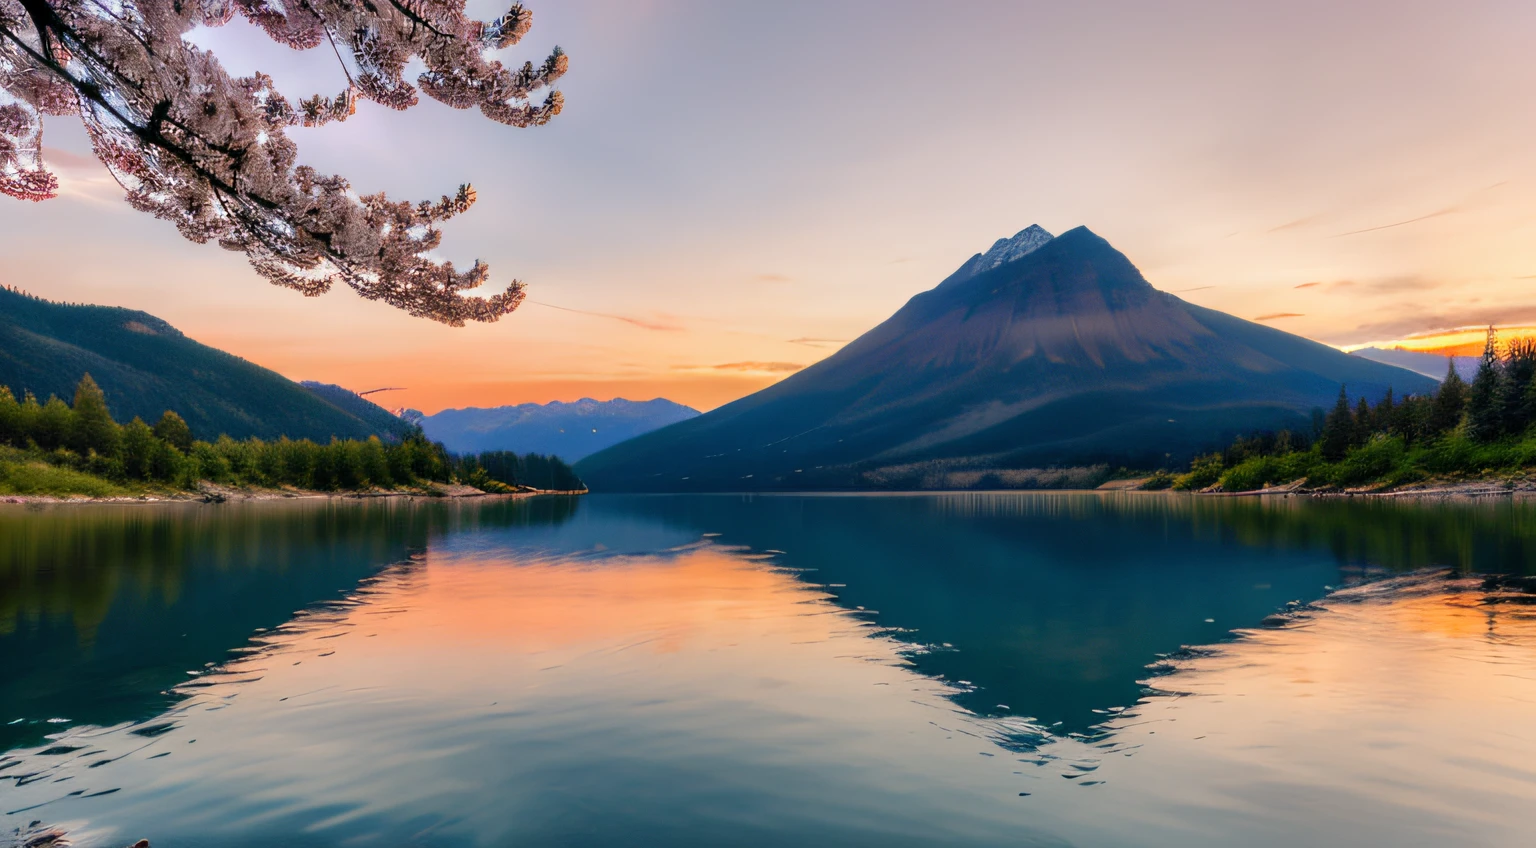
[4,493,1536,847]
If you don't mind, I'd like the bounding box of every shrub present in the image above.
[1173,453,1224,491]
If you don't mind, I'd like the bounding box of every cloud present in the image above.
[1253,312,1304,321]
[526,301,684,331]
[1268,214,1321,233]
[1295,277,1438,294]
[756,273,792,282]
[787,337,849,348]
[1345,305,1536,341]
[1331,205,1461,237]
[1170,285,1215,293]
[1519,275,1536,280]
[674,361,805,373]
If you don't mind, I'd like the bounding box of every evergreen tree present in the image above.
[1377,388,1395,435]
[1429,359,1467,436]
[1319,386,1354,461]
[1353,397,1374,445]
[1466,327,1503,442]
[69,374,121,457]
[152,410,194,452]
[1500,337,1536,435]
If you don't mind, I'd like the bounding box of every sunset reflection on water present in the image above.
[4,495,1536,847]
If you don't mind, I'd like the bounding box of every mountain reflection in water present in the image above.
[2,493,1535,847]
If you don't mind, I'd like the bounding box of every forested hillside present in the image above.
[0,287,409,442]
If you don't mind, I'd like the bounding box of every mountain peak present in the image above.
[978,224,1054,272]
[938,224,1056,289]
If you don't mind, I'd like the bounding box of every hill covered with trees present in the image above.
[1158,330,1536,492]
[0,286,412,442]
[0,375,584,498]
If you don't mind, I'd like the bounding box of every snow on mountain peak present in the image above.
[978,225,1055,272]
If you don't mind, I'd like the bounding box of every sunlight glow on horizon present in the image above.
[3,1,1534,413]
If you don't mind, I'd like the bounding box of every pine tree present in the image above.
[1353,397,1374,445]
[1319,386,1354,461]
[1429,359,1468,436]
[68,374,120,457]
[152,410,194,452]
[1466,327,1503,442]
[1500,337,1536,435]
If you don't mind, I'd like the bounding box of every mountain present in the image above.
[1350,346,1477,382]
[577,226,1438,491]
[299,382,417,440]
[416,398,700,461]
[0,286,412,442]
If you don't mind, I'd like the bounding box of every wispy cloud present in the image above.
[1254,312,1304,321]
[1170,285,1215,293]
[1293,281,1323,289]
[674,361,806,373]
[1346,305,1536,340]
[756,273,792,282]
[787,337,849,348]
[527,301,685,331]
[1331,205,1461,237]
[1268,214,1322,233]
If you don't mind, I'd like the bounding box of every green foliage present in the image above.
[153,410,194,452]
[1140,470,1176,490]
[1172,332,1536,491]
[34,395,73,451]
[455,450,585,491]
[0,375,477,495]
[1429,359,1467,436]
[0,447,129,497]
[0,287,415,444]
[118,417,160,481]
[69,373,120,457]
[1173,453,1224,490]
[1319,386,1353,462]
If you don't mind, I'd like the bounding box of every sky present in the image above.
[4,0,1535,413]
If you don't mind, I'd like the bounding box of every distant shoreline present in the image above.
[0,484,588,506]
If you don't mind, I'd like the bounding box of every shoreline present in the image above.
[1096,477,1536,500]
[0,482,589,506]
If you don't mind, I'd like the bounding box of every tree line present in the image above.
[0,374,583,494]
[1155,329,1536,492]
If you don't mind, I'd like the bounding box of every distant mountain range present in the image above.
[0,286,412,442]
[577,226,1437,491]
[410,398,700,461]
[1349,346,1478,382]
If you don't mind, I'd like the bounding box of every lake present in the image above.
[3,493,1536,847]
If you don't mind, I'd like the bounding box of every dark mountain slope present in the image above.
[577,227,1437,491]
[300,382,415,441]
[0,287,408,442]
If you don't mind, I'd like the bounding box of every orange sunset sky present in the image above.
[3,0,1535,413]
